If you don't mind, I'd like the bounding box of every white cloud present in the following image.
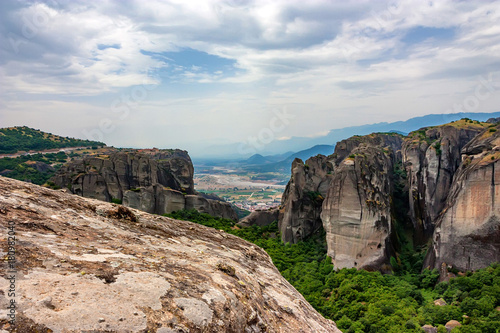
[1,0,499,156]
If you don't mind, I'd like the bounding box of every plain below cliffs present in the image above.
[424,124,500,271]
[0,176,340,333]
[51,149,237,221]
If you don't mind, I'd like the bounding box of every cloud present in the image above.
[0,0,499,156]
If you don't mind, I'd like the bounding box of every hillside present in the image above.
[0,126,104,154]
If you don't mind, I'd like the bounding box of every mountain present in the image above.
[194,112,500,158]
[245,153,274,165]
[0,126,104,154]
[243,145,335,174]
[246,118,500,273]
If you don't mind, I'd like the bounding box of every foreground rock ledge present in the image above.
[0,176,340,333]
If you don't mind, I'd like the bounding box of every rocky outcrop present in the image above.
[277,133,404,269]
[278,155,334,244]
[238,208,279,228]
[0,176,341,332]
[402,121,488,242]
[51,149,237,220]
[320,134,403,270]
[52,150,195,200]
[184,194,237,221]
[424,124,500,271]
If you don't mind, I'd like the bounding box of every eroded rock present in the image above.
[424,124,500,271]
[0,176,340,332]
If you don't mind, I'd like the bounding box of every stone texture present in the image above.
[320,134,403,270]
[185,195,238,221]
[0,176,341,333]
[445,320,461,332]
[278,155,334,244]
[424,124,500,271]
[52,149,237,220]
[402,121,487,243]
[238,208,279,228]
[421,325,437,333]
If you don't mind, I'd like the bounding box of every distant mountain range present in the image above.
[197,111,500,158]
[241,145,335,173]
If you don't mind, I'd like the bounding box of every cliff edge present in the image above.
[0,176,340,332]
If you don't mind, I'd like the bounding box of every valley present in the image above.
[193,163,287,211]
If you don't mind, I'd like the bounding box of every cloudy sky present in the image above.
[1,0,500,157]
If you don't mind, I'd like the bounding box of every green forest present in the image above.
[166,209,500,333]
[0,126,104,154]
[0,152,69,185]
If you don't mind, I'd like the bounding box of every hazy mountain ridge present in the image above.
[198,112,500,158]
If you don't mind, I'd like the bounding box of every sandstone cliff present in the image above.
[278,155,334,244]
[277,133,403,269]
[320,134,403,270]
[424,124,500,271]
[402,120,489,242]
[51,150,237,221]
[0,176,340,333]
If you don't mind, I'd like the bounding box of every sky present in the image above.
[1,0,500,157]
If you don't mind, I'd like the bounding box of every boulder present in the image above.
[238,208,279,228]
[421,325,437,333]
[445,320,461,332]
[0,176,341,333]
[185,195,238,221]
[433,298,446,306]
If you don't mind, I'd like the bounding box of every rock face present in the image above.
[0,176,341,333]
[424,124,500,271]
[402,121,488,242]
[278,155,334,244]
[51,149,237,221]
[320,134,403,270]
[277,133,403,269]
[238,208,279,228]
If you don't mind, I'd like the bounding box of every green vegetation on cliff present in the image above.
[0,126,104,154]
[167,209,500,333]
[0,152,68,185]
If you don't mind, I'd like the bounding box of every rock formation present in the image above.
[237,208,279,228]
[277,133,403,269]
[424,124,500,271]
[402,120,489,242]
[320,134,403,270]
[0,176,341,333]
[51,149,237,221]
[278,155,334,244]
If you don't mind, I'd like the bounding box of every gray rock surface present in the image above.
[0,176,341,333]
[278,155,334,244]
[424,124,500,271]
[51,149,237,220]
[238,208,279,228]
[402,121,488,242]
[321,134,403,270]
